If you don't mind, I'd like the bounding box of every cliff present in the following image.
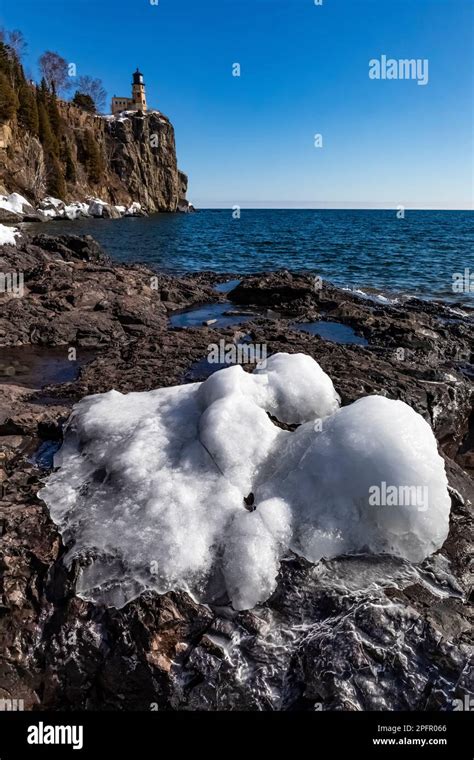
[0,103,189,213]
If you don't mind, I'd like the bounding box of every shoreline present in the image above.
[0,191,195,226]
[9,206,473,309]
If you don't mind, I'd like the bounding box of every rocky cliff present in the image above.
[0,104,189,213]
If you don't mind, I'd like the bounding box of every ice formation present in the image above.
[40,353,451,610]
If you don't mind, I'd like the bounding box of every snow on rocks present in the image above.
[39,196,65,211]
[39,352,451,611]
[125,201,143,216]
[0,192,46,222]
[0,194,144,223]
[0,223,20,246]
[0,192,34,215]
[86,198,142,218]
[64,201,90,220]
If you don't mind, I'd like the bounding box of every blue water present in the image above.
[29,210,474,303]
[169,302,254,329]
[292,321,368,345]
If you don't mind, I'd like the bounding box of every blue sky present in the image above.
[1,0,473,208]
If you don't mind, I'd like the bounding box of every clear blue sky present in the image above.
[1,0,473,208]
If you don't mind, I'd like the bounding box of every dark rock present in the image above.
[0,208,22,224]
[101,205,122,220]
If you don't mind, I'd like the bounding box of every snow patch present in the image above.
[125,201,142,216]
[39,353,450,611]
[64,201,90,220]
[0,192,33,215]
[39,196,65,211]
[0,223,20,246]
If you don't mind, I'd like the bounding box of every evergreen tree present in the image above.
[0,38,25,89]
[37,77,49,105]
[0,42,10,77]
[0,70,18,122]
[47,83,62,136]
[72,91,96,113]
[37,100,57,152]
[83,128,104,184]
[37,98,65,198]
[63,138,76,182]
[46,152,66,198]
[18,83,39,134]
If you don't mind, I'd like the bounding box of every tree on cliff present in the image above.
[72,91,96,114]
[45,152,66,199]
[63,140,76,182]
[75,76,106,112]
[18,83,39,134]
[37,100,57,154]
[47,83,63,136]
[0,71,18,122]
[83,128,105,184]
[0,28,27,60]
[36,85,66,198]
[38,50,70,94]
[0,39,24,90]
[4,29,27,61]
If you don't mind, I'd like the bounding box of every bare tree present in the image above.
[38,51,70,94]
[76,75,107,112]
[7,30,27,59]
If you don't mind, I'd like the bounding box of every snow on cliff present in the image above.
[39,353,451,610]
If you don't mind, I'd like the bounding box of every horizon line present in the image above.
[190,205,473,211]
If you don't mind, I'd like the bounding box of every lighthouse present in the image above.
[111,68,148,115]
[132,68,147,112]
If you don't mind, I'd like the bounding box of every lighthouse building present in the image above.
[111,69,148,115]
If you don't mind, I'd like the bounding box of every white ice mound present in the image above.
[257,395,450,566]
[39,352,451,611]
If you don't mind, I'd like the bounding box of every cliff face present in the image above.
[0,104,189,212]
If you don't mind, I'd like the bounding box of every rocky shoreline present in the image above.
[0,231,472,710]
[0,191,194,226]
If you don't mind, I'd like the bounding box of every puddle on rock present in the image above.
[0,346,95,389]
[291,321,368,346]
[170,302,254,329]
[184,335,256,381]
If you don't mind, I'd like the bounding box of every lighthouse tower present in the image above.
[132,68,147,112]
[110,68,149,115]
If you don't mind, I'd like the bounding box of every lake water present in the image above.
[29,209,474,303]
